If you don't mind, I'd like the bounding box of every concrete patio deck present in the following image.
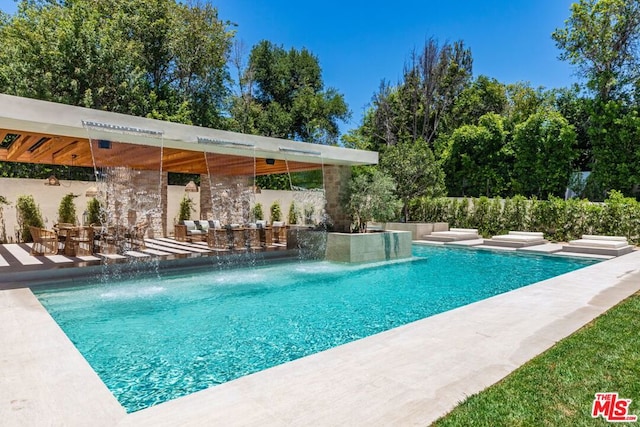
[1,247,639,426]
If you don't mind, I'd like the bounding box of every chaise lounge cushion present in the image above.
[567,238,628,249]
[183,220,203,236]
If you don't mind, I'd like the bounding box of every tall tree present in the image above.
[504,82,550,130]
[379,140,446,221]
[370,38,473,149]
[588,101,640,197]
[447,75,508,132]
[552,0,640,102]
[552,85,593,171]
[512,109,577,197]
[442,113,510,197]
[0,0,234,127]
[230,40,349,144]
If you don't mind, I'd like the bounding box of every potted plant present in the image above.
[178,194,195,222]
[0,195,9,243]
[288,200,298,225]
[270,200,282,223]
[86,197,103,225]
[57,193,79,225]
[252,203,264,221]
[16,195,44,242]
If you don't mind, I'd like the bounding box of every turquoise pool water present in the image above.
[34,246,597,412]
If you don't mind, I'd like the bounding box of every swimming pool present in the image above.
[33,246,597,412]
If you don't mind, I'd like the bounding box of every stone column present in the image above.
[160,171,168,237]
[200,174,212,220]
[324,165,352,232]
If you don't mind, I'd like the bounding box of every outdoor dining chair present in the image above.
[29,226,58,255]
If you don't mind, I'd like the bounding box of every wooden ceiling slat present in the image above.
[0,127,327,176]
[51,141,81,162]
[31,137,79,163]
[6,134,34,160]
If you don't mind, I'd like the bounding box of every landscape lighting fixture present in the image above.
[184,181,199,192]
[85,186,98,197]
[45,175,60,186]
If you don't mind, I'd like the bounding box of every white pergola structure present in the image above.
[0,94,378,232]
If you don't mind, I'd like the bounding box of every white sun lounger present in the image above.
[422,228,480,243]
[483,231,547,248]
[562,235,633,257]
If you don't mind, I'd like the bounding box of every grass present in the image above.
[432,292,640,426]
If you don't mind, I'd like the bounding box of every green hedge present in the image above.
[409,191,640,244]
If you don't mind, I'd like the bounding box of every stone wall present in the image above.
[101,168,167,238]
[324,165,351,232]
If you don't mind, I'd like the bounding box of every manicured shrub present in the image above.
[252,203,264,221]
[57,193,78,225]
[0,195,9,243]
[270,200,282,223]
[86,197,103,226]
[178,195,195,222]
[410,193,640,244]
[288,201,298,225]
[16,195,44,242]
[502,195,529,232]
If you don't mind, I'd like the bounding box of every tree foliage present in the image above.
[229,40,349,144]
[552,0,640,102]
[370,38,472,149]
[0,0,234,127]
[447,75,508,131]
[588,100,640,197]
[442,113,510,197]
[512,109,577,197]
[343,170,401,232]
[379,141,446,221]
[552,85,592,170]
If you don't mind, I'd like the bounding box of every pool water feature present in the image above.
[33,246,598,412]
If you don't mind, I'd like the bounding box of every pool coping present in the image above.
[1,249,640,426]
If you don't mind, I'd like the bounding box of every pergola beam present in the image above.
[0,94,378,176]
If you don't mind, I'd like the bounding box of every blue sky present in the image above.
[0,0,578,134]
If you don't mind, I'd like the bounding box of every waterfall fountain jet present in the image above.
[278,147,330,259]
[82,121,165,257]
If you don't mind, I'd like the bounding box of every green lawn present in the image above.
[432,292,640,427]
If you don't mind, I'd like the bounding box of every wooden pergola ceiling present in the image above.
[0,128,321,176]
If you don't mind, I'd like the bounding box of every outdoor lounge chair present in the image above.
[68,226,95,256]
[175,220,206,242]
[421,227,480,243]
[483,231,547,248]
[29,226,58,255]
[562,235,633,257]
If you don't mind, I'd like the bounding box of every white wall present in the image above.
[1,178,96,241]
[0,178,319,241]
